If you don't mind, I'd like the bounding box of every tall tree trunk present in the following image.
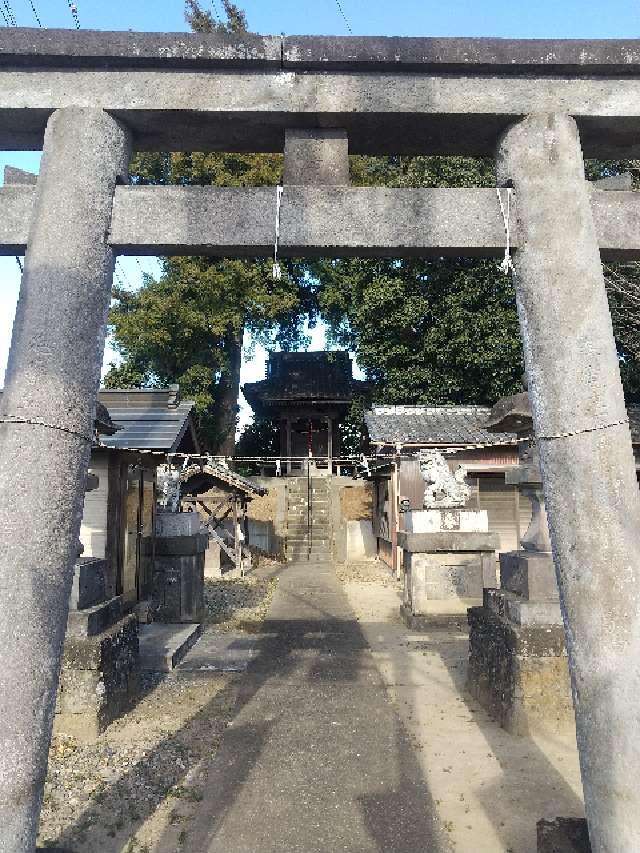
[216,326,242,457]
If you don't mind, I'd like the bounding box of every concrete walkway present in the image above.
[161,560,453,852]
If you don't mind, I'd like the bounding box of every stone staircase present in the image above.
[286,476,332,562]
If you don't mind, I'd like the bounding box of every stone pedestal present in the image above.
[469,392,574,735]
[153,512,206,623]
[467,527,573,735]
[55,558,139,742]
[399,518,498,628]
[467,589,573,736]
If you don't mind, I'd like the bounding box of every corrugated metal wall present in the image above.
[80,455,109,559]
[477,473,532,554]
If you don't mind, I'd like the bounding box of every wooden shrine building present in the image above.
[243,351,369,474]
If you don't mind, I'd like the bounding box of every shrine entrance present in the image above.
[3,28,640,850]
[242,351,369,476]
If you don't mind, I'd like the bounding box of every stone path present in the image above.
[157,559,453,852]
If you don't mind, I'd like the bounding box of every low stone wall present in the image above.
[467,601,574,736]
[56,612,138,742]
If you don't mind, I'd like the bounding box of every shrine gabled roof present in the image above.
[98,389,199,454]
[365,405,516,447]
[368,403,640,448]
[243,351,370,415]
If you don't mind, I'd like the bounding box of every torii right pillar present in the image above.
[498,112,640,852]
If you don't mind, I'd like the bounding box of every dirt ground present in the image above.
[338,560,585,853]
[37,566,279,852]
[38,558,583,852]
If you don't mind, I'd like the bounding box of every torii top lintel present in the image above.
[2,28,640,156]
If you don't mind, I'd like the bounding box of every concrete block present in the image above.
[155,511,201,537]
[69,557,107,610]
[467,604,573,736]
[500,551,559,601]
[398,531,499,553]
[405,508,488,533]
[55,612,139,741]
[66,595,124,638]
[404,551,487,612]
[346,520,376,561]
[204,540,222,579]
[138,622,204,672]
[284,128,349,186]
[537,818,591,852]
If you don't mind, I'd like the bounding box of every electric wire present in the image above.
[210,0,222,23]
[2,0,16,25]
[25,0,42,26]
[333,0,353,34]
[116,259,131,288]
[65,0,80,28]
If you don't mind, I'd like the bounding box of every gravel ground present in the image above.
[334,559,400,588]
[37,558,279,852]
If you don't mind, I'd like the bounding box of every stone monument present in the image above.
[467,391,574,735]
[153,510,207,623]
[399,450,499,628]
[55,557,139,741]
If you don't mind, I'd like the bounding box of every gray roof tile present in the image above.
[365,405,515,446]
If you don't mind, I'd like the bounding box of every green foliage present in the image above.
[107,256,307,450]
[185,0,247,34]
[235,418,280,458]
[318,256,523,406]
[314,155,523,408]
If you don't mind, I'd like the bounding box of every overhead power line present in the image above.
[2,0,16,25]
[25,0,42,26]
[333,0,353,34]
[65,0,80,28]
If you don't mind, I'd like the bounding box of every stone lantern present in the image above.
[466,389,573,736]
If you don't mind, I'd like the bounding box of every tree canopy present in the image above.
[106,3,640,458]
[105,1,313,453]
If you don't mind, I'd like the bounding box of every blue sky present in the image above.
[1,0,639,429]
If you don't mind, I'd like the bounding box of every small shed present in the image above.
[80,387,199,608]
[179,461,267,577]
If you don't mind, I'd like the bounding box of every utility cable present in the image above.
[333,0,353,34]
[65,0,80,28]
[25,0,42,26]
[2,0,16,25]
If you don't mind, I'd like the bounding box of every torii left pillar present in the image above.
[0,108,131,851]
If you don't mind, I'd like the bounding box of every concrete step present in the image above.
[139,622,204,672]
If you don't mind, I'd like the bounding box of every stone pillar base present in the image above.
[537,818,590,852]
[55,560,139,742]
[467,592,573,736]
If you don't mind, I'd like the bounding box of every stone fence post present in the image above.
[0,108,131,851]
[498,112,640,852]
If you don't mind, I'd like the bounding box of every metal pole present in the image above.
[0,108,131,851]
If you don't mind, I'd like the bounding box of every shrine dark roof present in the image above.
[243,351,369,416]
[368,403,640,448]
[98,389,199,453]
[365,405,516,447]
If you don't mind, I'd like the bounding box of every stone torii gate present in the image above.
[1,28,640,852]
